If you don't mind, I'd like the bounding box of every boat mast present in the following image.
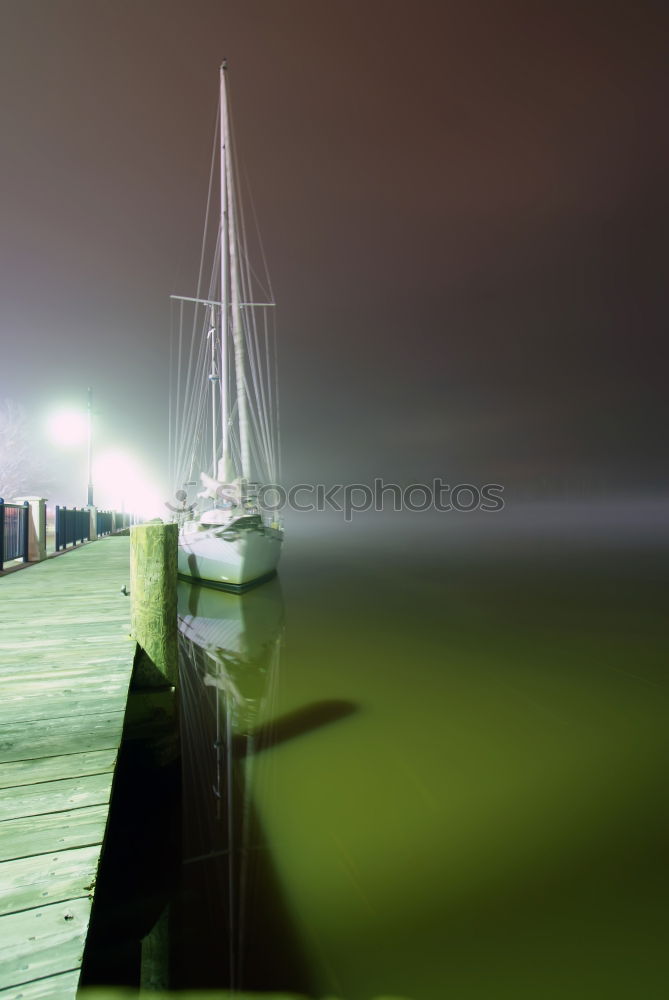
[208,306,218,475]
[220,61,251,482]
[219,63,229,478]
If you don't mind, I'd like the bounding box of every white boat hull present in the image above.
[177,576,284,660]
[178,519,282,589]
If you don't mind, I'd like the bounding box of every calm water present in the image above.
[167,505,669,999]
[91,505,669,998]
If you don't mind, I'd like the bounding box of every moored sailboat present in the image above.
[171,62,283,590]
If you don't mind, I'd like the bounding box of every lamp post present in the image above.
[47,392,95,507]
[87,386,94,507]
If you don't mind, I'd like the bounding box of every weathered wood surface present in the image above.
[0,969,81,1000]
[0,537,134,996]
[0,773,113,823]
[130,522,178,685]
[0,750,117,790]
[0,846,99,916]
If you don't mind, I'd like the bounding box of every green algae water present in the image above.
[171,506,669,1000]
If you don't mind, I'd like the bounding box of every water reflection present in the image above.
[174,577,312,993]
[178,575,285,744]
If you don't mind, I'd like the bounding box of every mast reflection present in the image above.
[174,577,289,991]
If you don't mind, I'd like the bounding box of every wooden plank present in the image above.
[0,672,130,694]
[0,537,135,997]
[0,632,131,653]
[0,846,99,916]
[0,667,129,684]
[0,712,125,764]
[2,676,128,697]
[0,969,80,999]
[0,805,109,863]
[0,644,132,660]
[0,607,130,621]
[0,773,113,822]
[0,617,130,633]
[0,688,130,725]
[0,897,90,989]
[0,617,131,637]
[0,750,117,790]
[0,661,132,682]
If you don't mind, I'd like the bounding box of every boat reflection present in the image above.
[174,577,299,991]
[178,575,284,734]
[174,578,357,993]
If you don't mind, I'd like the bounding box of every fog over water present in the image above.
[0,1,667,511]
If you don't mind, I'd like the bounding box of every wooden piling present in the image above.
[130,522,178,688]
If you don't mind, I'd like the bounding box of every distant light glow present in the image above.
[47,408,88,446]
[93,448,164,519]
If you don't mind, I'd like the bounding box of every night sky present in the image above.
[1,0,667,508]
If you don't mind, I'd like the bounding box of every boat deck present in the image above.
[0,536,134,999]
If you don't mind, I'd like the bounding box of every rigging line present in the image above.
[226,103,273,478]
[176,114,219,483]
[168,303,174,489]
[237,726,256,972]
[263,309,276,481]
[248,358,274,480]
[242,311,273,477]
[195,105,220,304]
[227,424,241,479]
[184,395,208,488]
[179,298,205,478]
[236,220,274,474]
[181,322,210,484]
[178,246,220,483]
[243,394,266,480]
[262,308,278,480]
[247,426,267,485]
[224,306,233,473]
[239,230,274,476]
[242,161,274,301]
[274,313,281,482]
[232,124,276,475]
[234,135,273,302]
[175,296,187,484]
[239,308,275,481]
[272,307,282,483]
[176,107,219,483]
[225,698,236,987]
[176,299,184,485]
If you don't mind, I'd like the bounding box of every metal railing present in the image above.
[96,510,114,537]
[55,506,90,552]
[1,501,140,571]
[0,499,30,571]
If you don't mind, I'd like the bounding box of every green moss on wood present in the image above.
[130,523,178,686]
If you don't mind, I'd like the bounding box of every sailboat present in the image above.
[171,62,283,591]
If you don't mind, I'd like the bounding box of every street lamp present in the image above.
[47,389,95,507]
[87,387,94,507]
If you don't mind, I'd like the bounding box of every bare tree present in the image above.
[0,399,51,499]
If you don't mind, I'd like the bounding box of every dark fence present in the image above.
[96,510,114,537]
[55,506,90,552]
[0,499,30,571]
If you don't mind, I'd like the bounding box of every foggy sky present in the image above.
[0,0,667,507]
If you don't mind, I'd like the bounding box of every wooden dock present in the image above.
[0,536,135,999]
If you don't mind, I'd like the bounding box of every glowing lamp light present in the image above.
[93,448,164,520]
[47,408,88,447]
